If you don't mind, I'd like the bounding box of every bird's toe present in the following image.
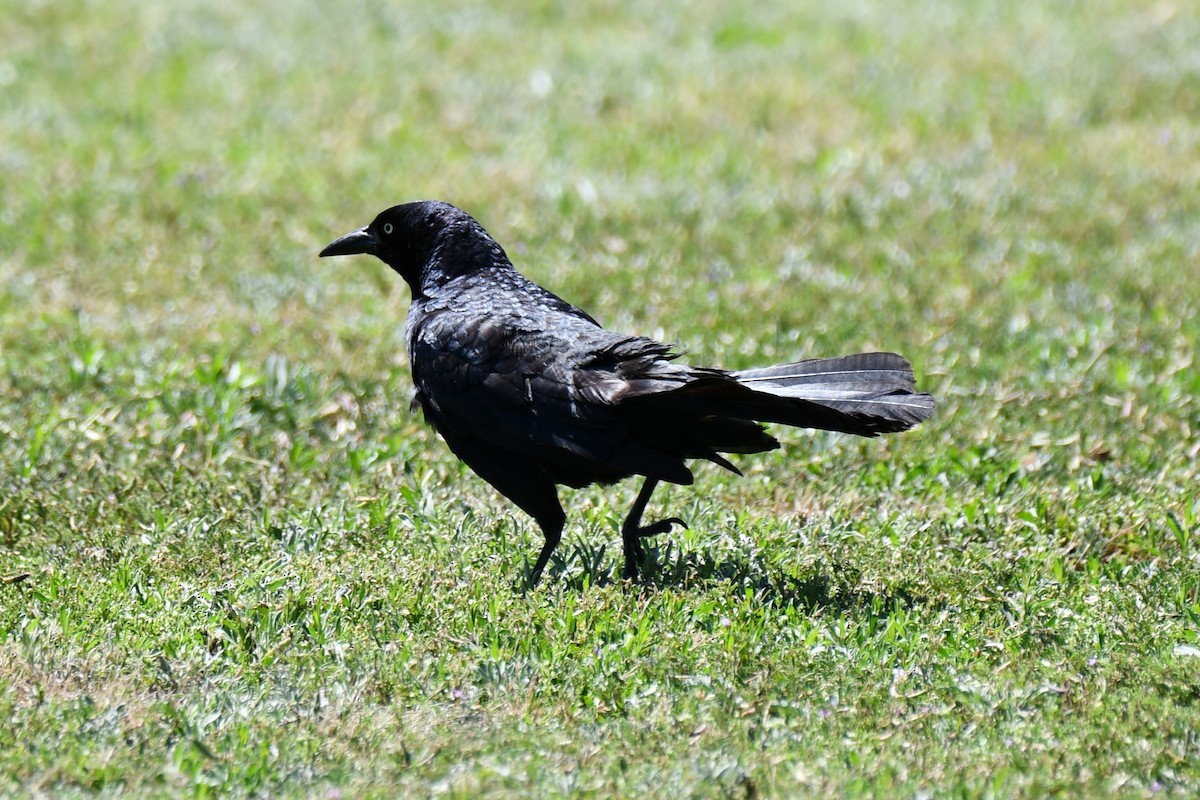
[639,516,688,538]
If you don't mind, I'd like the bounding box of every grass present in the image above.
[2,0,1199,796]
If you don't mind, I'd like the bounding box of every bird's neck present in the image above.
[415,236,515,296]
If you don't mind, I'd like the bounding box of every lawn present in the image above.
[2,0,1199,796]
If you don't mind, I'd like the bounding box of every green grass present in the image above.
[2,0,1199,796]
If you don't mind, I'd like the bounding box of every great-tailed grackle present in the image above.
[320,201,934,584]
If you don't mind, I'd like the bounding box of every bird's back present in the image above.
[405,267,705,485]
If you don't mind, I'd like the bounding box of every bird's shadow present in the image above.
[529,540,923,615]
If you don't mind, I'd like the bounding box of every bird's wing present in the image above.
[410,316,693,483]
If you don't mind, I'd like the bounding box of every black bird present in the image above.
[320,201,934,584]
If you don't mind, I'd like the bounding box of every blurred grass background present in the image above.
[1,0,1198,796]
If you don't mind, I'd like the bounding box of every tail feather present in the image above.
[734,352,917,391]
[733,352,934,434]
[618,351,934,481]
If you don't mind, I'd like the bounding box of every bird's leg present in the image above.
[621,478,688,580]
[526,507,565,589]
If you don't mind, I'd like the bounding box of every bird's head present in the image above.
[319,200,509,294]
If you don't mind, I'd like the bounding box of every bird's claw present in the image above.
[639,516,688,538]
[622,516,689,581]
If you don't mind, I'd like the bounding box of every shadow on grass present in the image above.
[534,539,924,614]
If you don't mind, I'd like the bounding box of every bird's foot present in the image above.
[636,516,688,538]
[621,517,688,580]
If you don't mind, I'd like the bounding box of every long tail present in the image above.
[623,350,934,462]
[613,351,933,481]
[731,352,935,436]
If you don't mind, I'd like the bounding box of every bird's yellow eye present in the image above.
[383,223,394,235]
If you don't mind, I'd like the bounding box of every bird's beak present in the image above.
[319,226,378,258]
